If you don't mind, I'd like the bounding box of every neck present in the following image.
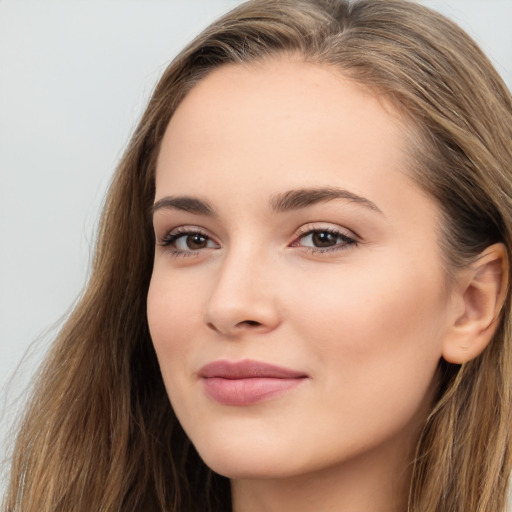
[230,423,418,512]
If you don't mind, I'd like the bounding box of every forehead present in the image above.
[155,58,435,227]
[159,59,407,168]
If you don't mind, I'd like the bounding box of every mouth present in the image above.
[198,359,309,406]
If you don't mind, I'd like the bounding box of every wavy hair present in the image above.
[4,1,512,511]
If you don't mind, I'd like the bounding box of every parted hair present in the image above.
[4,1,512,511]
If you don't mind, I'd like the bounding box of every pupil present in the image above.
[187,234,207,250]
[312,231,337,247]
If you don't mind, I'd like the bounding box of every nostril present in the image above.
[239,320,260,327]
[206,322,219,332]
[205,319,260,332]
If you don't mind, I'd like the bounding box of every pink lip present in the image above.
[199,359,308,406]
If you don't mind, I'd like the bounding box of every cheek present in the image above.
[295,251,447,344]
[147,271,201,365]
[146,269,208,423]
[288,255,448,400]
[145,249,450,478]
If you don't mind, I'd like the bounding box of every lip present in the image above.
[199,359,309,406]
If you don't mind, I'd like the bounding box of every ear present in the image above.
[442,243,509,364]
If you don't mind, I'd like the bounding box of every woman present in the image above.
[4,0,512,510]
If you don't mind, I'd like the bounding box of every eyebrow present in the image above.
[152,187,382,217]
[269,187,383,214]
[152,196,215,216]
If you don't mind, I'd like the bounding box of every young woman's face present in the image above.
[147,59,454,480]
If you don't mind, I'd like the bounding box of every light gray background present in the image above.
[1,0,511,487]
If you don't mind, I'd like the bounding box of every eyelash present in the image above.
[158,225,358,257]
[159,227,216,257]
[291,225,358,254]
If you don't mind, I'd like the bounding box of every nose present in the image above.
[203,248,281,337]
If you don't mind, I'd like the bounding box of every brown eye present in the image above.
[185,234,209,250]
[311,231,339,248]
[294,228,357,252]
[161,229,219,254]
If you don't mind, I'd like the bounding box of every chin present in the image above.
[189,429,309,480]
[200,453,302,480]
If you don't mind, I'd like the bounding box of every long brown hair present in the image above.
[4,1,512,511]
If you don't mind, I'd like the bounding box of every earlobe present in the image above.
[442,243,509,364]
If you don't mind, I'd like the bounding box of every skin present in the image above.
[147,59,471,511]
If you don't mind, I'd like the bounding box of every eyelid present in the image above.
[289,223,359,252]
[157,225,220,255]
[293,222,358,240]
[156,222,359,257]
[158,225,208,243]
